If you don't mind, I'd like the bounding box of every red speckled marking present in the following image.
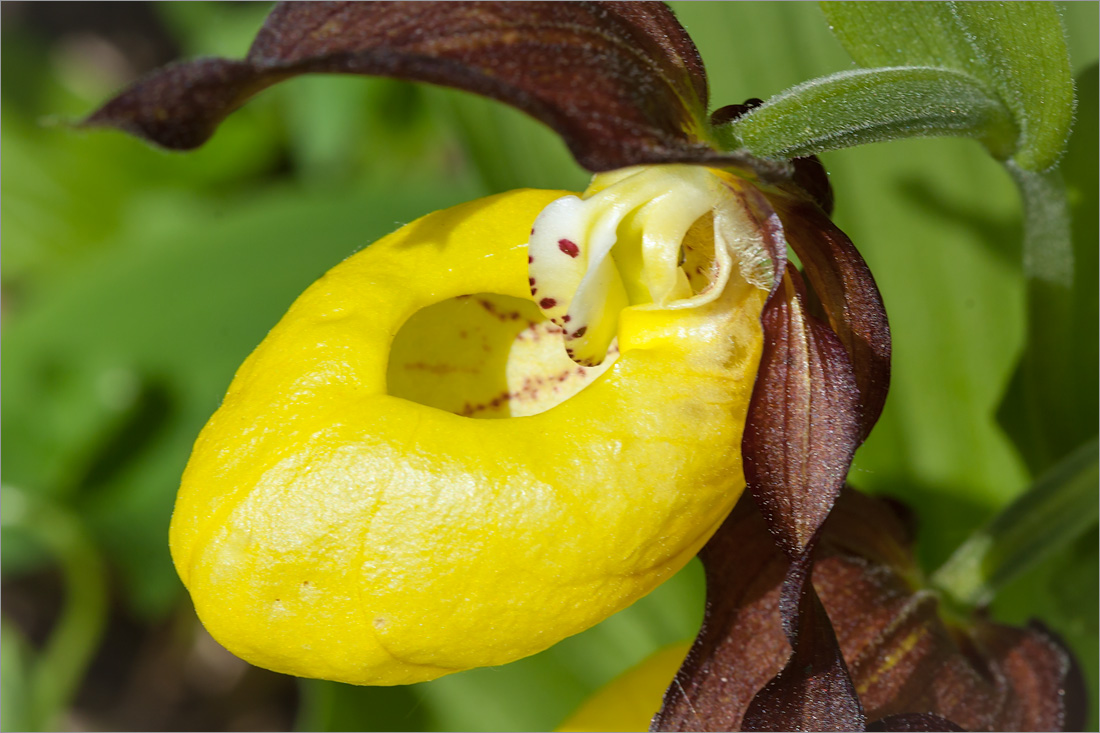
[529,277,536,285]
[530,227,536,235]
[558,238,580,258]
[403,362,480,375]
[539,297,557,309]
[477,298,522,322]
[572,326,587,338]
[562,315,571,323]
[528,255,534,263]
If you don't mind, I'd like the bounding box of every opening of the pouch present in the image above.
[386,293,617,419]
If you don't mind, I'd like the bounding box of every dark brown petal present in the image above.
[653,256,866,731]
[709,98,764,127]
[816,497,1079,731]
[654,490,1083,732]
[967,621,1086,732]
[788,156,835,216]
[82,1,788,178]
[742,266,863,557]
[769,194,891,441]
[739,551,866,732]
[652,500,789,731]
[653,494,868,733]
[867,713,965,732]
[81,58,284,151]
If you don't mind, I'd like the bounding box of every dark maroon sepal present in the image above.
[743,265,863,557]
[82,1,788,179]
[709,97,764,127]
[740,550,866,732]
[788,156,835,216]
[867,713,965,732]
[83,58,276,150]
[767,194,891,441]
[651,490,1085,732]
[652,498,786,731]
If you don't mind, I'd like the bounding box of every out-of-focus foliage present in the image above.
[2,3,1096,731]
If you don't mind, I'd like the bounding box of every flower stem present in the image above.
[931,438,1098,610]
[1008,162,1073,287]
[1,485,108,730]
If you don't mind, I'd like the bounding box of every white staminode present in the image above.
[526,165,770,367]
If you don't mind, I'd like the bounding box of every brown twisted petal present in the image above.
[81,1,787,179]
[738,263,866,732]
[739,547,866,732]
[652,489,1084,732]
[742,265,863,558]
[723,183,876,557]
[698,183,869,731]
[766,193,892,441]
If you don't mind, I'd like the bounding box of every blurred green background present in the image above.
[2,2,1096,730]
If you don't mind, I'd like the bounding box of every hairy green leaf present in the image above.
[720,66,1016,159]
[821,2,1073,170]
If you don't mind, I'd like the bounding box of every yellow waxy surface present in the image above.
[171,188,765,685]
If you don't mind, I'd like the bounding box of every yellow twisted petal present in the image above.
[171,186,766,685]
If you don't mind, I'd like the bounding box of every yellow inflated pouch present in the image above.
[170,168,768,685]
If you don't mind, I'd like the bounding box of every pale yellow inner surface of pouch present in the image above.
[171,173,768,687]
[388,294,617,419]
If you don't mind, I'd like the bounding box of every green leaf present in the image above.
[948,3,1075,171]
[719,66,1015,159]
[823,2,995,73]
[821,1,1074,170]
[932,439,1099,609]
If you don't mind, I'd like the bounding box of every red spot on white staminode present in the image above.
[539,297,557,309]
[558,239,580,258]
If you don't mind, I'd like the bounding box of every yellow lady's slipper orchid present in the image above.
[90,5,1079,729]
[170,166,769,685]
